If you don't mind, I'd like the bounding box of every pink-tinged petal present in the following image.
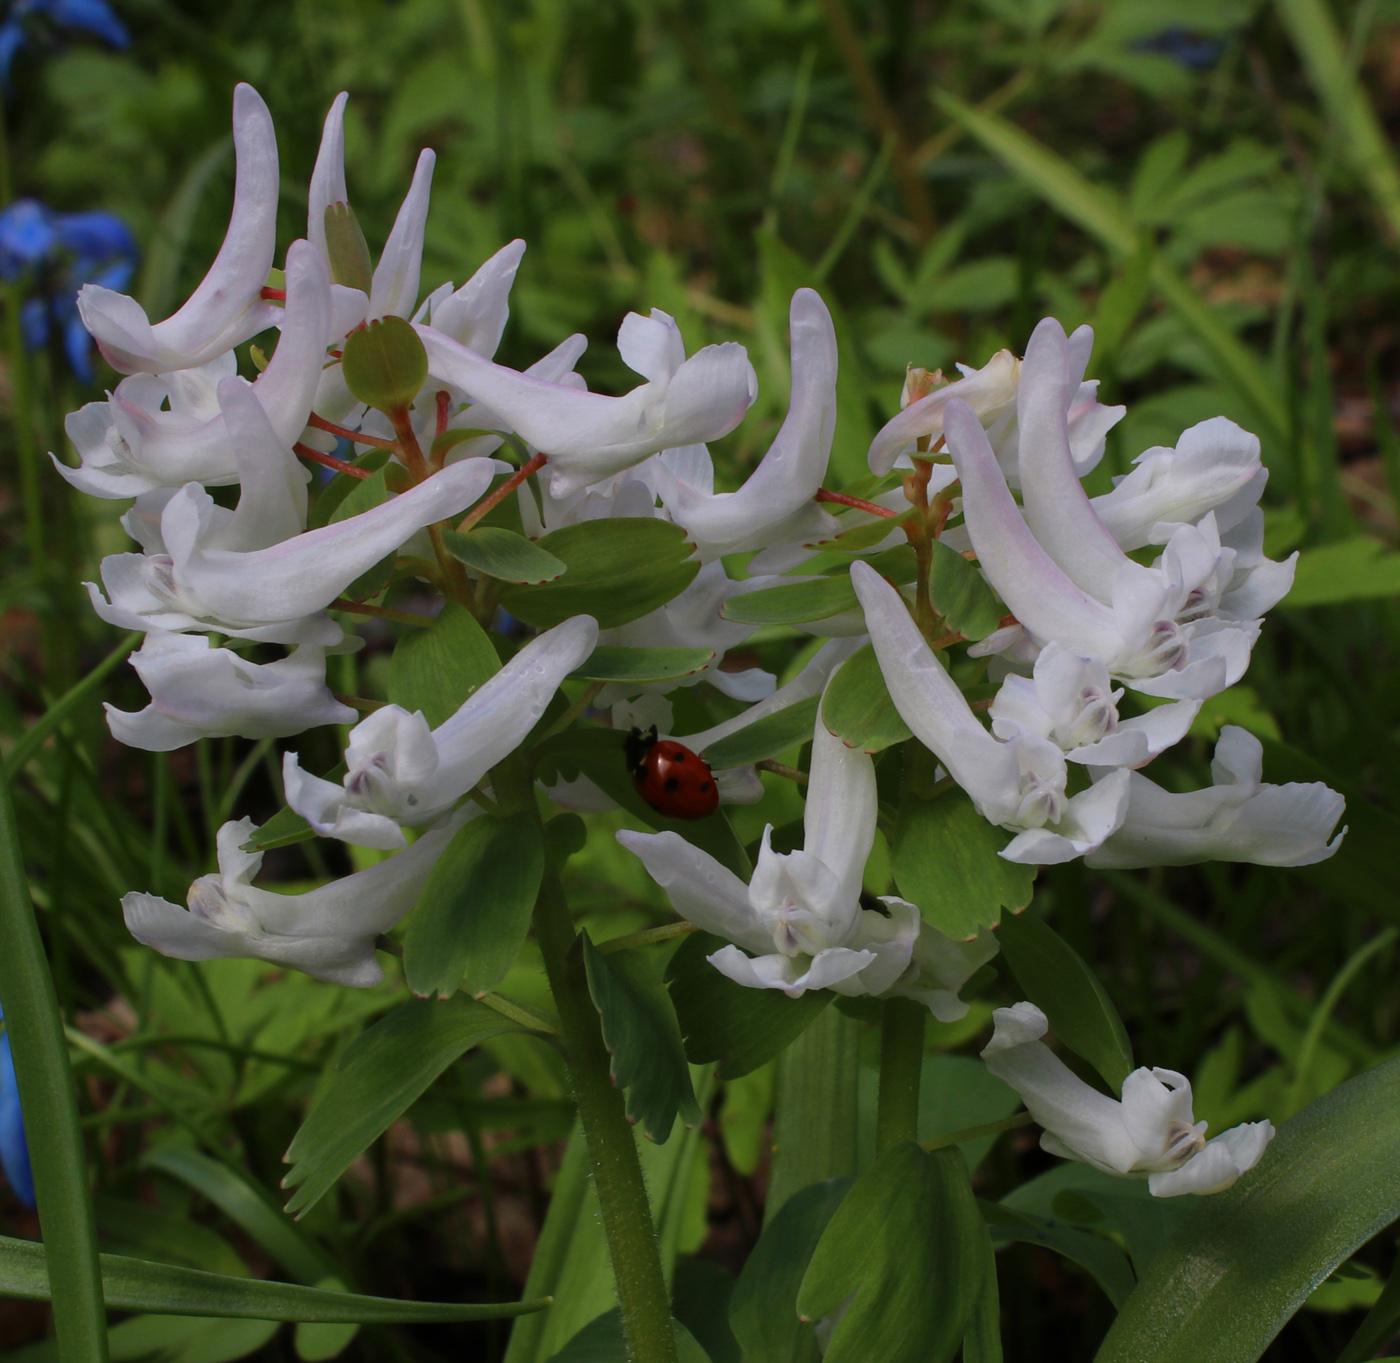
[369,149,436,320]
[1000,768,1130,865]
[430,240,528,356]
[78,85,281,373]
[618,829,773,955]
[307,92,349,259]
[663,289,837,556]
[944,399,1124,659]
[1068,699,1202,768]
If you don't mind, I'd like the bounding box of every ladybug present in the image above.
[625,725,720,820]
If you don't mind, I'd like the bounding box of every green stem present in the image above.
[532,873,677,1363]
[0,781,108,1359]
[875,997,925,1154]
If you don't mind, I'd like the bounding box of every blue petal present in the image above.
[0,1015,34,1210]
[0,200,58,280]
[53,209,137,263]
[63,310,94,381]
[0,21,26,88]
[20,296,48,352]
[48,0,129,48]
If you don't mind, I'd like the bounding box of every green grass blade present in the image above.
[931,89,1289,450]
[1275,0,1400,247]
[1095,1056,1400,1362]
[0,781,108,1359]
[4,633,141,781]
[0,1234,548,1323]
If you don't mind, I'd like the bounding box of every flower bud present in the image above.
[323,201,373,294]
[341,315,428,412]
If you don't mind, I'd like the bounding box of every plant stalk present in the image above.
[531,872,677,1363]
[875,997,926,1154]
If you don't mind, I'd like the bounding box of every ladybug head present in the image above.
[623,724,659,779]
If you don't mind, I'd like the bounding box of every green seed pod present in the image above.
[323,201,373,295]
[341,316,429,413]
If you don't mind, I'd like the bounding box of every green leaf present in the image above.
[797,1144,985,1363]
[139,1149,331,1288]
[92,1197,246,1279]
[1096,1056,1400,1363]
[404,813,545,1000]
[582,933,700,1143]
[570,646,716,684]
[388,601,501,728]
[981,1202,1136,1310]
[340,315,428,411]
[500,519,699,630]
[820,509,916,553]
[0,1233,546,1324]
[1284,537,1400,608]
[927,540,1002,640]
[538,729,750,880]
[442,527,568,585]
[721,576,858,626]
[322,202,372,294]
[892,786,1034,939]
[547,1309,711,1361]
[996,911,1133,1091]
[240,779,342,853]
[700,697,821,770]
[308,450,391,530]
[282,996,522,1216]
[0,777,107,1360]
[665,931,833,1080]
[329,467,395,601]
[821,643,913,754]
[729,1178,850,1363]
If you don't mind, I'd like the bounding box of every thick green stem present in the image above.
[532,874,678,1363]
[0,781,108,1359]
[876,997,926,1154]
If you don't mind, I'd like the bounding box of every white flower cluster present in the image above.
[60,85,1342,1197]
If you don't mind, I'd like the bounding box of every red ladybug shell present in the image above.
[625,726,719,820]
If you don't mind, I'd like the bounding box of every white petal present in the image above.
[308,92,349,259]
[1000,768,1130,865]
[1068,699,1202,768]
[802,714,877,906]
[369,149,435,320]
[430,240,527,355]
[1147,1121,1274,1197]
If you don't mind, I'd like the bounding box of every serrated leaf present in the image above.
[797,1144,985,1363]
[282,996,521,1215]
[500,518,699,629]
[822,644,913,754]
[665,931,832,1080]
[1096,1057,1400,1363]
[701,697,821,770]
[388,602,501,728]
[570,646,716,684]
[892,785,1034,940]
[538,729,749,880]
[729,1178,850,1363]
[442,526,568,585]
[404,813,544,1000]
[927,539,1003,640]
[721,576,858,626]
[582,932,700,1143]
[0,1232,547,1323]
[996,910,1133,1091]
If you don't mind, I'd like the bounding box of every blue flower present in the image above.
[0,0,129,87]
[0,1005,35,1210]
[1135,27,1226,72]
[0,197,137,381]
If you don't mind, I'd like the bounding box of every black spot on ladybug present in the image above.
[627,728,721,820]
[699,781,713,793]
[664,777,680,793]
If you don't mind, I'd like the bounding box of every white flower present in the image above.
[416,307,758,499]
[619,712,990,1014]
[981,1001,1274,1196]
[284,615,599,848]
[86,456,501,646]
[655,289,840,560]
[57,240,333,499]
[989,644,1200,769]
[77,85,282,375]
[851,560,1131,864]
[122,814,467,987]
[105,633,355,751]
[1085,726,1346,868]
[1090,416,1267,552]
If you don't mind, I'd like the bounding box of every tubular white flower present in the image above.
[851,560,1130,863]
[1085,726,1346,868]
[122,813,468,987]
[283,615,599,848]
[981,1001,1274,1196]
[658,289,839,560]
[1091,416,1268,552]
[77,85,282,374]
[57,240,333,498]
[369,148,435,320]
[307,91,349,260]
[86,456,501,645]
[416,308,758,499]
[425,239,528,355]
[105,633,354,751]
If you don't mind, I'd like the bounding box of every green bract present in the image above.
[340,315,429,412]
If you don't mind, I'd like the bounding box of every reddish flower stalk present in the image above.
[307,412,399,450]
[814,487,899,518]
[294,442,371,479]
[456,451,548,533]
